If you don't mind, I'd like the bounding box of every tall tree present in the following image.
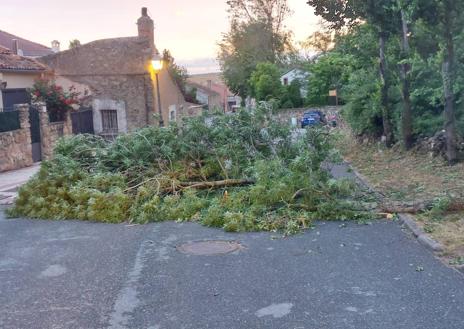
[249,62,283,101]
[307,0,398,147]
[219,0,293,99]
[396,1,413,149]
[416,0,463,164]
[302,20,335,54]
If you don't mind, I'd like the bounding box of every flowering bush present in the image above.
[30,79,82,122]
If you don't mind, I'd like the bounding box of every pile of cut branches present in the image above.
[9,105,373,233]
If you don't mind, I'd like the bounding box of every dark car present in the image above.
[301,111,326,128]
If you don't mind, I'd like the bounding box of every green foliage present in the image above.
[306,0,464,157]
[68,39,81,49]
[249,62,283,102]
[281,79,304,108]
[162,49,189,96]
[10,104,372,232]
[342,67,383,136]
[306,52,353,106]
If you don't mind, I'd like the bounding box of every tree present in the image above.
[416,0,464,164]
[306,51,353,105]
[397,0,413,149]
[307,0,399,146]
[68,39,81,49]
[281,79,304,108]
[162,49,189,95]
[226,0,292,59]
[301,20,335,54]
[249,62,283,101]
[219,0,293,99]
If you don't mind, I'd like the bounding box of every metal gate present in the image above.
[29,106,42,162]
[71,108,94,135]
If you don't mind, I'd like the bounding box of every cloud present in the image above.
[177,58,221,75]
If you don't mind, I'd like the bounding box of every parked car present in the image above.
[301,111,326,128]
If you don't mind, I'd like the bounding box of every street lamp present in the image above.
[152,54,164,127]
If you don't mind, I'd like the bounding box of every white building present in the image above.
[281,69,309,98]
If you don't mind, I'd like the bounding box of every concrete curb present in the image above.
[397,214,445,252]
[344,162,445,253]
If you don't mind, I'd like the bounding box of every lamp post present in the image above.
[152,55,164,127]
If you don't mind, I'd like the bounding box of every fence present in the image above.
[0,110,21,133]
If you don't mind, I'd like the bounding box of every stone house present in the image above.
[39,8,191,137]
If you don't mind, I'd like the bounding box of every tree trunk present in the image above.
[442,1,458,165]
[379,32,394,147]
[180,179,255,190]
[400,9,413,150]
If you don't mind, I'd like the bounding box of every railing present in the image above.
[0,110,20,133]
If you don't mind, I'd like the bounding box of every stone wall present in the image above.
[36,103,72,160]
[0,105,33,172]
[0,103,72,172]
[273,106,341,125]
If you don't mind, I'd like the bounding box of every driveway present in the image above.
[1,207,463,329]
[0,164,40,205]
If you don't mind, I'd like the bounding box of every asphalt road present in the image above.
[1,206,464,329]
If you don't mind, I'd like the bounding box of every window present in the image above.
[2,88,30,112]
[101,109,118,134]
[283,77,289,86]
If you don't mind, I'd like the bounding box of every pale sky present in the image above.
[0,0,318,73]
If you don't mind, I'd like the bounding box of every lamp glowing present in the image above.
[151,55,164,72]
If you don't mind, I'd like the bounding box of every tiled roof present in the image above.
[0,46,48,71]
[186,81,220,96]
[0,30,53,57]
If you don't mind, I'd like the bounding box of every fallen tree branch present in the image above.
[380,199,464,214]
[179,179,255,190]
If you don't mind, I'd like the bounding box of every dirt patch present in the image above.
[336,128,464,262]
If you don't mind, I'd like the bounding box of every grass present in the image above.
[336,128,464,262]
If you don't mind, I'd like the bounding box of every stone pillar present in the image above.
[36,102,53,160]
[15,104,33,167]
[63,110,72,136]
[16,104,31,130]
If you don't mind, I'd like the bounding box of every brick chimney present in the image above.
[12,39,19,55]
[137,7,154,49]
[51,40,60,53]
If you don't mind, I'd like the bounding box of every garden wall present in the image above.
[274,106,341,125]
[0,105,33,172]
[0,103,72,172]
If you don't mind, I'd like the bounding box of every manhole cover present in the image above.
[177,240,243,256]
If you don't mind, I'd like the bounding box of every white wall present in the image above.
[281,69,309,97]
[0,71,41,111]
[92,98,127,135]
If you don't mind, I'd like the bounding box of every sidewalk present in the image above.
[0,164,40,205]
